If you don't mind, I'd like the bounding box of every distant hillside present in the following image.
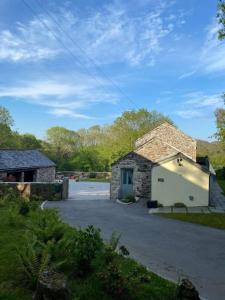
[197,140,225,169]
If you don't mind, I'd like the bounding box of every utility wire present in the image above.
[21,0,128,112]
[21,0,133,113]
[35,0,138,109]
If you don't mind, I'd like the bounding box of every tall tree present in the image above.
[46,126,80,161]
[215,108,225,142]
[0,106,14,127]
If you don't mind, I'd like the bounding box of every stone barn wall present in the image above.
[110,152,152,205]
[36,167,56,182]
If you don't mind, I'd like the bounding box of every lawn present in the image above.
[159,213,225,230]
[0,199,177,300]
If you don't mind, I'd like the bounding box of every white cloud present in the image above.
[175,91,224,119]
[201,20,225,73]
[178,70,196,80]
[0,75,119,119]
[0,1,179,66]
[48,108,94,119]
[175,110,203,119]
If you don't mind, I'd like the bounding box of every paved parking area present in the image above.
[46,189,225,300]
[68,181,110,200]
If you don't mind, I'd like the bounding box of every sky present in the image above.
[0,0,224,141]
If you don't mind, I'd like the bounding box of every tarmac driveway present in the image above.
[46,183,225,300]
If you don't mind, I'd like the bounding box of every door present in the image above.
[121,168,134,198]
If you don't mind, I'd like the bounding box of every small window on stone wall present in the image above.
[158,178,164,182]
[189,195,194,201]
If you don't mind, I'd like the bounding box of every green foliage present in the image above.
[99,262,131,300]
[17,233,51,288]
[19,201,30,216]
[197,139,225,169]
[27,209,68,244]
[173,203,187,208]
[66,225,103,277]
[0,105,14,127]
[122,195,136,203]
[218,0,225,40]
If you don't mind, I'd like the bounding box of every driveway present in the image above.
[68,180,110,200]
[46,182,225,300]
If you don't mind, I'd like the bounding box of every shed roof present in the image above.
[0,149,55,171]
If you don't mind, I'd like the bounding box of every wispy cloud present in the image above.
[0,1,182,66]
[175,91,224,119]
[178,70,196,80]
[0,75,119,119]
[200,20,225,73]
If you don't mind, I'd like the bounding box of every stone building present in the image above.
[110,122,211,207]
[0,149,56,182]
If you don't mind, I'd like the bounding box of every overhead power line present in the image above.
[35,0,138,110]
[21,0,137,113]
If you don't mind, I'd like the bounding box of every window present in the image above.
[158,178,164,182]
[189,196,194,201]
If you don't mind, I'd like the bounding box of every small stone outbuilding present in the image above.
[0,149,56,182]
[110,122,211,207]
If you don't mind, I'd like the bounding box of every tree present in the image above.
[18,134,42,149]
[0,106,14,127]
[100,109,174,163]
[46,127,80,161]
[218,0,225,40]
[215,108,225,142]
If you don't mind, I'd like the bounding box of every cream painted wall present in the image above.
[152,158,209,207]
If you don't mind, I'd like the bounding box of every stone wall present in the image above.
[135,138,177,162]
[0,172,7,181]
[36,167,56,182]
[110,152,152,205]
[135,122,197,161]
[0,178,69,201]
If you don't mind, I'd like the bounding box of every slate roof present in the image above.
[0,150,55,171]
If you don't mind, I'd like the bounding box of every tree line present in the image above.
[0,105,224,171]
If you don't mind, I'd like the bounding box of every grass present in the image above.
[217,179,225,195]
[0,203,177,300]
[159,213,225,230]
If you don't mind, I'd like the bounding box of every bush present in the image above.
[19,201,30,216]
[17,233,52,289]
[27,209,68,244]
[122,195,135,203]
[99,262,131,300]
[66,225,103,277]
[6,206,24,227]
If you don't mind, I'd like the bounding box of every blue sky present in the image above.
[0,0,224,140]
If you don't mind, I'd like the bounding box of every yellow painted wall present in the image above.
[152,158,209,207]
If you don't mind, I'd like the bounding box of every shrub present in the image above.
[99,262,131,300]
[119,245,130,257]
[30,194,43,202]
[27,209,68,244]
[17,233,52,289]
[6,206,24,227]
[66,225,103,277]
[19,201,30,216]
[122,195,135,203]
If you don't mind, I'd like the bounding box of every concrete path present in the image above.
[46,197,225,300]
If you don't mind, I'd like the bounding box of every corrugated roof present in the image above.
[0,150,55,171]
